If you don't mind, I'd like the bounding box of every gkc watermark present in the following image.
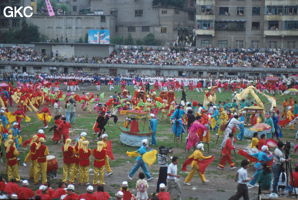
[2,6,33,18]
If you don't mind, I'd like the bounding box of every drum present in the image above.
[47,155,58,173]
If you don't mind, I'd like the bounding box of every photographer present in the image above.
[156,146,171,192]
[272,141,290,194]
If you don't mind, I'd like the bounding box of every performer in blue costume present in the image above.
[247,145,273,188]
[272,110,282,139]
[170,105,185,142]
[149,114,158,145]
[128,139,153,181]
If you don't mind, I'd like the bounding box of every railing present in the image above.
[0,61,297,73]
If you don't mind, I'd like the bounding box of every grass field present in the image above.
[2,85,297,199]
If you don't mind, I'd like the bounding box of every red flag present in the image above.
[238,149,258,162]
[106,140,114,160]
[182,156,214,174]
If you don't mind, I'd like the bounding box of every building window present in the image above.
[175,9,180,14]
[287,41,296,49]
[284,21,298,30]
[266,6,283,15]
[128,26,136,32]
[200,6,213,15]
[284,6,298,15]
[268,21,279,30]
[251,40,259,48]
[236,7,245,16]
[252,22,260,30]
[219,7,229,16]
[269,41,277,48]
[252,7,260,16]
[100,16,106,22]
[161,27,167,33]
[142,26,150,32]
[218,40,228,48]
[215,21,245,31]
[73,6,77,12]
[201,40,211,47]
[135,9,143,17]
[161,10,167,14]
[236,40,244,48]
[197,20,213,29]
[110,9,118,16]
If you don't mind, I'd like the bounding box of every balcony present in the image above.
[265,15,298,21]
[264,30,283,36]
[264,30,298,36]
[195,29,215,36]
[196,0,215,6]
[196,15,215,20]
[265,0,297,6]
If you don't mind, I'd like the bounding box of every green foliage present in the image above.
[84,33,88,43]
[124,34,134,45]
[37,0,70,13]
[153,0,184,8]
[111,36,124,45]
[111,34,161,46]
[0,22,41,43]
[143,33,161,45]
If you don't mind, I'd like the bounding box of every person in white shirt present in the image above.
[229,159,250,200]
[167,156,181,200]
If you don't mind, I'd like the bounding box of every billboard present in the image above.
[88,30,110,44]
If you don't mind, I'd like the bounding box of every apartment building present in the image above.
[195,0,298,48]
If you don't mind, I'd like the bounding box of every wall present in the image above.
[27,15,116,43]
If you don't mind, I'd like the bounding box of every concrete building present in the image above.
[195,0,298,48]
[89,0,194,44]
[27,15,116,43]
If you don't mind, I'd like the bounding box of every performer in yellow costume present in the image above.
[34,137,49,184]
[62,139,75,183]
[101,134,113,176]
[5,139,20,181]
[183,143,214,185]
[92,141,106,185]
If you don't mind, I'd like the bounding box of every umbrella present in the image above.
[266,139,278,148]
[0,83,8,87]
[250,123,271,132]
[284,88,298,95]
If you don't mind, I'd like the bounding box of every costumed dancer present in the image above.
[5,139,20,181]
[217,133,236,170]
[101,133,114,176]
[264,113,275,138]
[72,132,87,183]
[9,122,21,149]
[170,105,185,142]
[79,140,91,184]
[186,118,206,151]
[94,112,110,138]
[51,115,63,143]
[183,143,214,185]
[128,139,153,181]
[221,114,241,148]
[62,139,75,184]
[34,137,49,184]
[92,141,106,185]
[149,113,158,146]
[247,145,273,188]
[37,107,52,129]
[60,117,71,143]
[23,135,38,180]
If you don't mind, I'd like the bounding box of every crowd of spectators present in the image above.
[0,46,297,68]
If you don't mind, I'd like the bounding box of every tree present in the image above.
[0,22,41,43]
[111,36,124,45]
[124,34,134,45]
[143,33,161,45]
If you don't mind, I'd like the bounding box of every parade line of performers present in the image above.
[0,79,297,200]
